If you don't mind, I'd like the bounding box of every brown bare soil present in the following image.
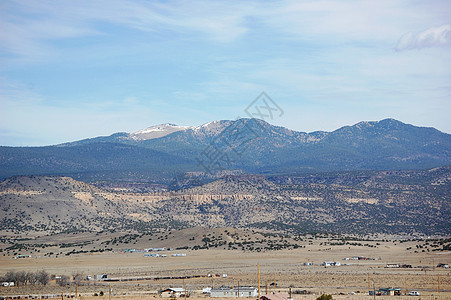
[1,240,450,299]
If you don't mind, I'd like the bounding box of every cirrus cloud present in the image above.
[395,24,451,51]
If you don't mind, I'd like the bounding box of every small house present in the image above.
[145,253,160,257]
[160,288,186,298]
[210,286,258,298]
[147,247,166,252]
[94,274,107,280]
[378,288,401,296]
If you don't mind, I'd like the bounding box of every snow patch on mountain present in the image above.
[130,123,193,140]
[130,120,237,141]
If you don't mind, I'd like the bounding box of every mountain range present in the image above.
[1,118,450,183]
[1,118,450,237]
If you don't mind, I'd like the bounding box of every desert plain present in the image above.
[1,236,450,300]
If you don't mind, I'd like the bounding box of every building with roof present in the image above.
[370,288,401,296]
[160,288,186,298]
[210,287,258,298]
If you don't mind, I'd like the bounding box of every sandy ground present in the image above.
[75,296,449,300]
[1,241,450,298]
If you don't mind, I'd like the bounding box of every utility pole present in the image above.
[184,279,187,300]
[404,277,407,295]
[372,281,376,300]
[76,282,78,300]
[258,264,261,300]
[273,273,276,294]
[109,283,111,300]
[438,274,440,293]
[237,280,240,298]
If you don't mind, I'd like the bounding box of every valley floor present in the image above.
[1,241,450,299]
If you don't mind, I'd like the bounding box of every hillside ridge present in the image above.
[1,166,449,237]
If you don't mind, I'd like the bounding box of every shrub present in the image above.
[316,294,332,300]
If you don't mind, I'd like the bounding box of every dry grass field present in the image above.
[1,238,450,299]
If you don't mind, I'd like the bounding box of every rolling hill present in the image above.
[1,166,449,236]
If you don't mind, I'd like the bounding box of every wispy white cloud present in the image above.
[1,0,451,144]
[0,0,252,63]
[2,0,449,62]
[395,24,451,51]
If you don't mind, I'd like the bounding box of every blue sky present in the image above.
[1,0,450,146]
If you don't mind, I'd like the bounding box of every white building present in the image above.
[160,288,186,298]
[146,247,166,252]
[210,287,258,298]
[144,253,160,257]
[2,282,14,287]
[94,274,107,280]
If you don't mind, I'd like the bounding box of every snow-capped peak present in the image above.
[130,123,193,140]
[129,120,236,141]
[192,120,233,133]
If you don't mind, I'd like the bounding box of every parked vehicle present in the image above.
[408,291,420,296]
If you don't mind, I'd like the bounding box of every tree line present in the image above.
[1,270,49,286]
[1,270,85,287]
